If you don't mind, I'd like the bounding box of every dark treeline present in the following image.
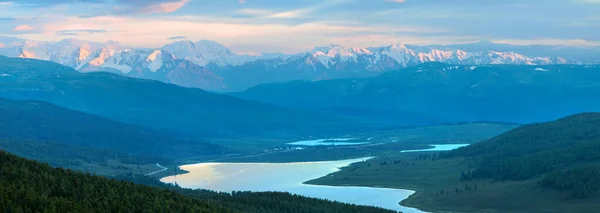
[0,138,165,168]
[540,165,600,199]
[0,150,397,213]
[440,113,600,199]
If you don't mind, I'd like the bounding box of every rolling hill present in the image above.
[446,112,600,185]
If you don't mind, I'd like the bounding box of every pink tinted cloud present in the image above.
[13,24,35,31]
[239,0,246,3]
[139,0,191,14]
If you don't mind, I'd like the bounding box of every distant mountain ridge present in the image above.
[1,38,599,91]
[232,63,600,124]
[0,97,226,159]
[0,56,385,140]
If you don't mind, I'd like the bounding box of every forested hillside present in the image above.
[0,150,396,213]
[444,113,600,198]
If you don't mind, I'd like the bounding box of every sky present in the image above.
[0,0,599,53]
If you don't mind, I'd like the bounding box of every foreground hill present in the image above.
[311,113,600,213]
[445,112,600,194]
[0,150,395,213]
[233,63,600,124]
[0,56,379,139]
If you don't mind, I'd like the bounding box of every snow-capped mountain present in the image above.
[160,40,278,66]
[0,39,226,91]
[0,38,598,92]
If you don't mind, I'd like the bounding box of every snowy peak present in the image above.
[160,40,247,66]
[147,49,164,61]
[195,40,233,55]
[0,38,598,92]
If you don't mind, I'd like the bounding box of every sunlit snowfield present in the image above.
[161,144,469,212]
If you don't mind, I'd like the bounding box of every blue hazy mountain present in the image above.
[232,63,600,124]
[0,56,389,140]
[0,97,229,161]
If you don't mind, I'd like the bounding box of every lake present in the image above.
[161,144,469,212]
[287,138,370,146]
[401,144,470,152]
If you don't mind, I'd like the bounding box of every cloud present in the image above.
[265,0,353,19]
[238,0,246,3]
[1,0,190,14]
[0,17,16,21]
[0,0,103,6]
[137,0,190,14]
[4,0,600,53]
[387,0,406,2]
[168,36,188,40]
[492,38,600,46]
[235,8,272,16]
[55,29,110,35]
[577,0,600,3]
[0,42,5,48]
[21,14,448,53]
[13,24,34,31]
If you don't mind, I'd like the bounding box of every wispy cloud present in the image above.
[55,29,112,35]
[492,38,600,46]
[577,0,600,3]
[387,0,407,3]
[265,0,354,19]
[168,36,188,40]
[2,0,600,52]
[236,8,273,16]
[13,24,34,31]
[137,0,191,14]
[1,0,191,14]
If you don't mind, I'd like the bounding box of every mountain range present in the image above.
[232,63,600,124]
[0,56,388,141]
[1,38,599,92]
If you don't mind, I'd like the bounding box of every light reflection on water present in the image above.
[161,144,469,212]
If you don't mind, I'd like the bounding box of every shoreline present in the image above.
[161,157,426,213]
